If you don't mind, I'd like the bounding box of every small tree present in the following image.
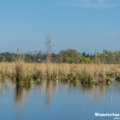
[45,36,54,79]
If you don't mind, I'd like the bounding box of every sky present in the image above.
[0,0,120,54]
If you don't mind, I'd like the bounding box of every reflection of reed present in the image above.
[36,80,45,95]
[53,82,58,93]
[46,80,52,105]
[14,84,32,118]
[90,85,99,100]
[36,80,58,105]
[81,83,107,106]
[15,85,24,117]
[60,83,69,92]
[0,81,14,98]
[99,83,106,104]
[0,82,4,98]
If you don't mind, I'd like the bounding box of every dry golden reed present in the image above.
[0,62,119,82]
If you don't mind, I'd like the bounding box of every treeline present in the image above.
[0,49,120,64]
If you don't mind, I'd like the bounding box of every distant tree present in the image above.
[59,49,90,63]
[82,52,86,57]
[103,49,107,63]
[86,53,90,57]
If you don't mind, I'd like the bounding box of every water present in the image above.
[0,80,120,120]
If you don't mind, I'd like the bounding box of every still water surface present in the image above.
[0,80,120,120]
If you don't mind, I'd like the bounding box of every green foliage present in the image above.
[89,76,94,81]
[73,75,77,80]
[109,73,115,78]
[77,69,87,81]
[107,77,111,82]
[0,71,6,79]
[61,77,68,82]
[59,49,93,63]
[116,76,120,81]
[67,74,72,80]
[0,70,10,80]
[1,49,120,64]
[19,75,32,84]
[76,69,94,83]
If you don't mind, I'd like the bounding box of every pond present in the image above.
[0,80,120,120]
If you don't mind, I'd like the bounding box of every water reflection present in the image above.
[0,81,5,98]
[14,81,109,109]
[0,80,15,98]
[35,80,58,105]
[14,84,33,117]
[15,85,24,117]
[0,80,120,119]
[80,83,107,106]
[46,80,52,105]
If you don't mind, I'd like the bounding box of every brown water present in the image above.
[0,80,120,120]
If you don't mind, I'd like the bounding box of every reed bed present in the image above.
[0,62,120,84]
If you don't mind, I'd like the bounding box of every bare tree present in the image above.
[45,36,54,79]
[45,36,54,64]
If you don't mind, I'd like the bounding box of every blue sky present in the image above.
[0,0,120,54]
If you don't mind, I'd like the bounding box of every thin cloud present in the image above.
[58,0,120,8]
[111,32,119,36]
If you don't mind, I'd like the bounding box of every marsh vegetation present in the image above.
[0,38,120,85]
[0,61,120,84]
